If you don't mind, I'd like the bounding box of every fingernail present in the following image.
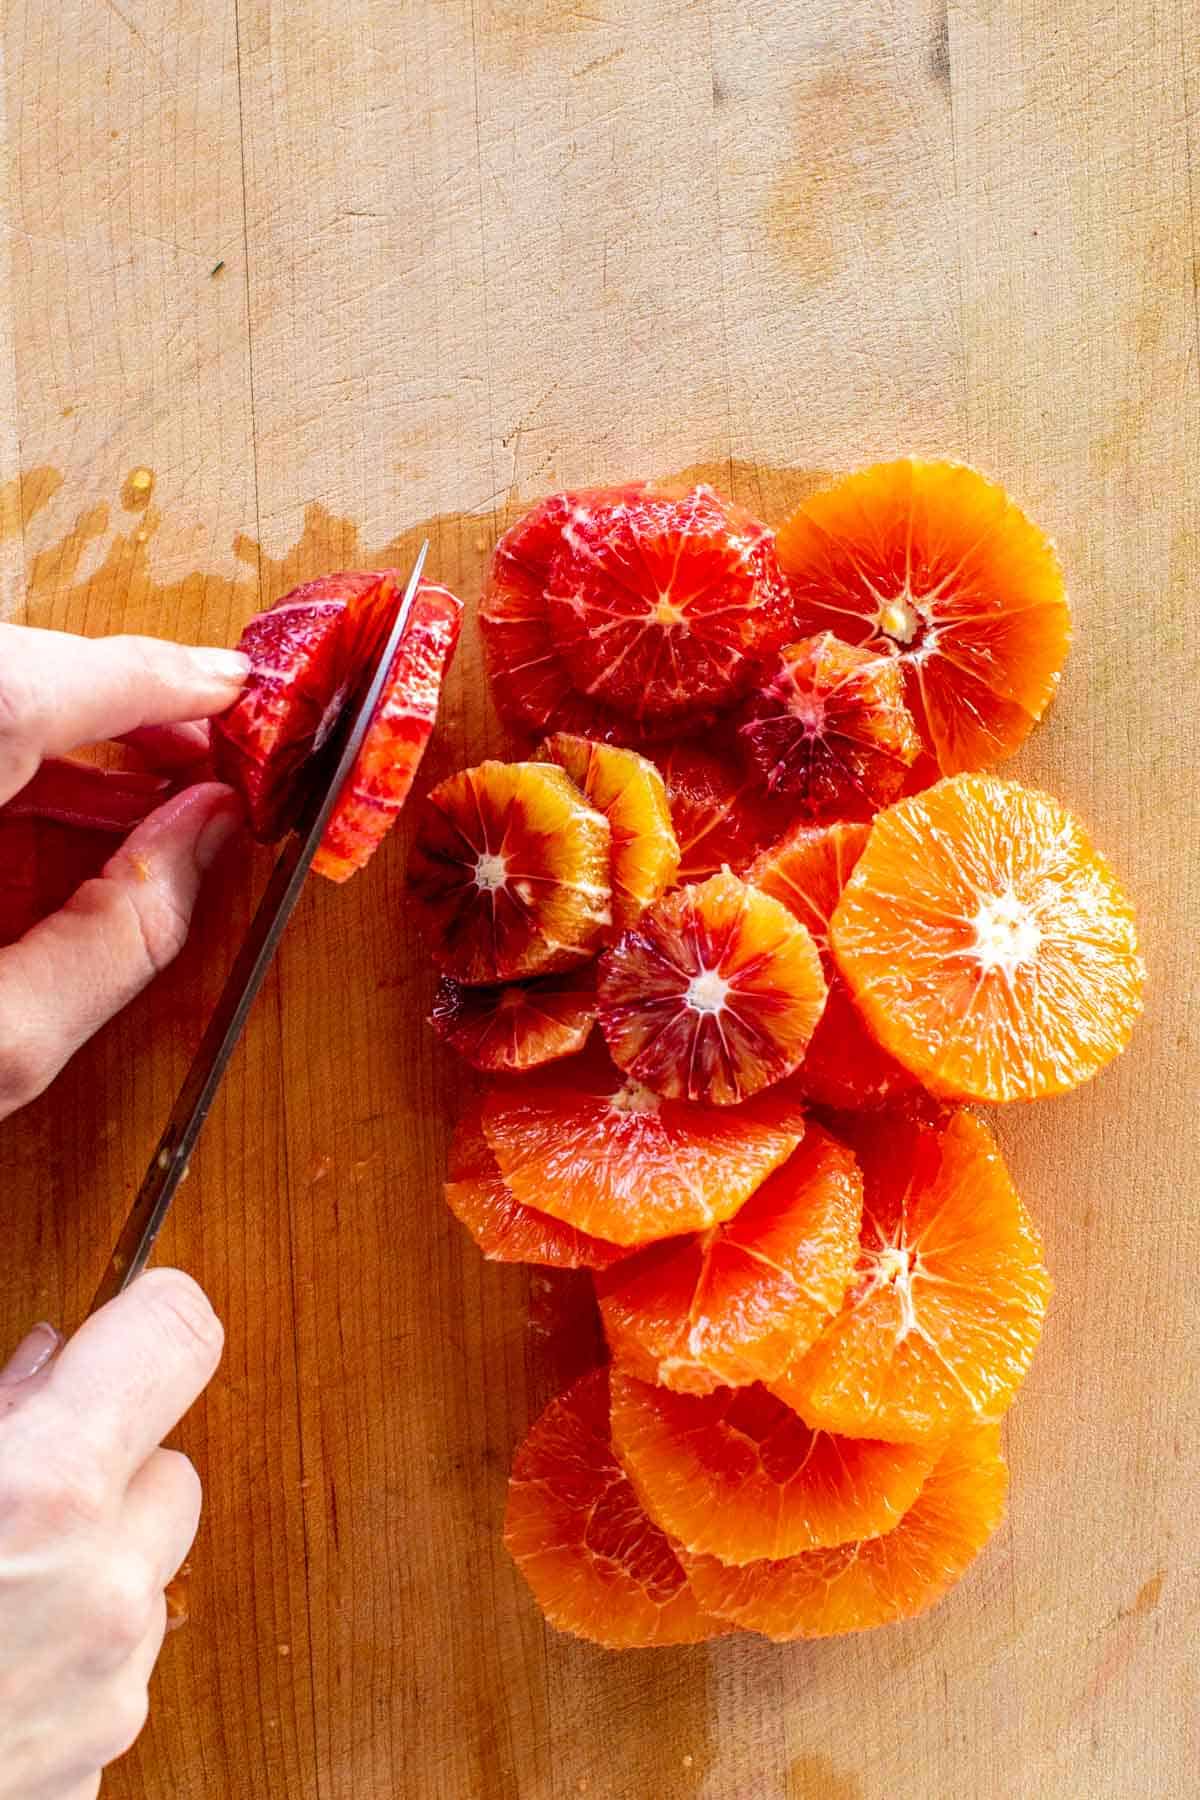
[0,1322,62,1386]
[189,647,251,687]
[194,805,241,872]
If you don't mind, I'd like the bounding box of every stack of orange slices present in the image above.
[409,460,1144,1647]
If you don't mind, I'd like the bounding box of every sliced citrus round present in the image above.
[679,1421,1006,1640]
[535,733,679,932]
[596,1123,860,1392]
[775,459,1071,774]
[313,581,462,882]
[503,1367,733,1647]
[429,966,596,1073]
[651,743,786,883]
[747,822,917,1109]
[481,1043,807,1246]
[444,1100,623,1269]
[406,760,612,984]
[829,773,1145,1101]
[546,485,790,724]
[597,871,827,1107]
[737,632,921,818]
[610,1373,936,1563]
[773,1109,1050,1443]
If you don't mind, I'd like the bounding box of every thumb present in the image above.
[0,783,240,1120]
[0,1322,62,1418]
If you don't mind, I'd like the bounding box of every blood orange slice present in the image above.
[775,460,1071,774]
[737,632,921,819]
[535,734,679,932]
[679,1422,1007,1639]
[445,1100,623,1269]
[650,743,785,883]
[406,760,612,984]
[773,1109,1050,1444]
[503,1367,733,1647]
[596,1123,860,1392]
[609,1374,936,1563]
[481,1044,807,1247]
[430,967,596,1073]
[597,871,827,1106]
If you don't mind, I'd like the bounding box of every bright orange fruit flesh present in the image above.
[597,871,828,1107]
[775,459,1071,775]
[406,760,612,984]
[429,968,596,1073]
[503,1368,733,1647]
[747,822,917,1110]
[737,632,921,819]
[679,1421,1007,1640]
[829,774,1145,1102]
[481,1044,808,1247]
[609,1373,936,1564]
[535,733,680,932]
[773,1109,1050,1443]
[650,743,788,883]
[444,1100,624,1269]
[596,1122,861,1393]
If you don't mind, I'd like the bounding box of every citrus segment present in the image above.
[775,459,1070,774]
[680,1421,1007,1639]
[596,1123,860,1393]
[597,871,827,1106]
[430,967,596,1073]
[406,760,612,984]
[503,1368,732,1647]
[535,733,680,932]
[445,1100,623,1269]
[773,1109,1050,1443]
[651,744,786,883]
[609,1374,936,1563]
[481,1044,808,1247]
[737,633,921,818]
[829,774,1145,1101]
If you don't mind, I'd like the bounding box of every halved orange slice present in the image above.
[776,459,1070,774]
[829,774,1145,1101]
[651,743,786,883]
[429,968,596,1073]
[609,1374,936,1563]
[597,871,827,1106]
[406,760,611,984]
[535,733,679,932]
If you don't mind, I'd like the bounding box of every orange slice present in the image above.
[773,1110,1050,1443]
[651,743,786,883]
[597,871,827,1106]
[610,1373,936,1563]
[596,1123,860,1393]
[502,1367,733,1647]
[444,1100,623,1269]
[775,459,1071,774]
[406,760,612,984]
[535,733,679,932]
[429,968,596,1073]
[679,1421,1007,1639]
[481,1044,807,1247]
[829,774,1145,1101]
[737,633,921,819]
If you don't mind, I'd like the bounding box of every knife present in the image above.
[88,541,430,1316]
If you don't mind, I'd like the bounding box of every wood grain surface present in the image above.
[2,2,1198,1796]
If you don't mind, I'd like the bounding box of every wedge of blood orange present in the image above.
[597,871,827,1107]
[737,632,922,819]
[651,743,786,883]
[481,1044,807,1247]
[773,1109,1050,1443]
[747,822,917,1110]
[406,760,612,984]
[430,967,596,1073]
[596,1123,860,1392]
[445,1100,624,1269]
[679,1422,1007,1639]
[775,459,1071,774]
[829,774,1145,1101]
[503,1367,733,1647]
[535,733,679,932]
[609,1373,936,1563]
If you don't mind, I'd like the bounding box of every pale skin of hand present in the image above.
[0,621,247,1796]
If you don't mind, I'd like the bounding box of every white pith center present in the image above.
[869,1243,918,1338]
[610,1079,661,1116]
[878,594,920,644]
[474,852,508,892]
[973,890,1041,974]
[653,594,686,626]
[686,968,730,1015]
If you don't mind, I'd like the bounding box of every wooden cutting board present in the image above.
[1,3,1196,1795]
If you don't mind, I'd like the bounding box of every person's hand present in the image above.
[0,622,248,1121]
[0,1269,224,1799]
